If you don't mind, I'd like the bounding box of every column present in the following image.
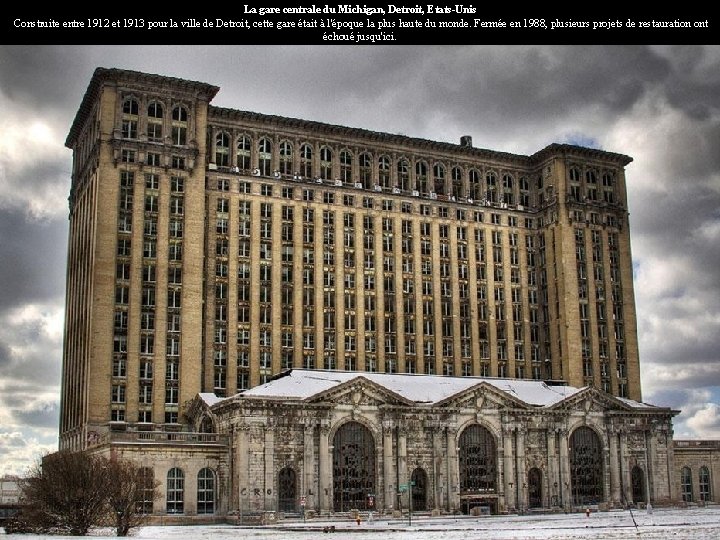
[383,424,395,511]
[619,431,632,504]
[503,426,516,510]
[304,424,315,509]
[648,429,657,503]
[319,426,331,513]
[516,427,526,511]
[447,428,459,511]
[398,428,408,510]
[546,428,557,507]
[608,428,621,506]
[432,427,444,511]
[237,426,249,515]
[264,429,275,511]
[558,429,570,510]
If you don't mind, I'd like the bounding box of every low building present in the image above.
[95,370,681,519]
[0,476,22,524]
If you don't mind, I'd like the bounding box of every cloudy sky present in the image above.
[1,45,719,476]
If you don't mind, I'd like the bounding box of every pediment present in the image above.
[306,376,413,408]
[436,381,527,411]
[551,386,630,412]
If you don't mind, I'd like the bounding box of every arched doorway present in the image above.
[411,468,428,511]
[332,422,376,511]
[631,466,645,503]
[528,468,542,508]
[278,467,297,512]
[569,427,604,506]
[459,424,497,514]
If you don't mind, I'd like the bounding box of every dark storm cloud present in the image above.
[0,46,95,113]
[660,45,720,121]
[0,210,67,309]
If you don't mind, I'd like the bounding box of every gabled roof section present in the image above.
[548,385,646,412]
[305,375,415,407]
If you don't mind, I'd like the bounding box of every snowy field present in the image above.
[3,507,720,539]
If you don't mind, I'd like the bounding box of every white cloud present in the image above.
[0,91,71,220]
[686,403,720,438]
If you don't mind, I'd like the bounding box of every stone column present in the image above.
[237,426,249,515]
[648,429,658,503]
[558,429,570,510]
[447,428,459,511]
[398,428,408,510]
[264,428,275,511]
[516,427,527,511]
[619,431,632,504]
[546,428,557,507]
[383,424,395,512]
[432,427,444,511]
[319,426,331,514]
[503,426,516,510]
[304,424,315,509]
[608,428,621,506]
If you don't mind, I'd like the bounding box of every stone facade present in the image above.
[674,440,720,505]
[61,68,716,522]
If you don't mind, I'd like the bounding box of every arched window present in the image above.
[340,150,353,184]
[451,167,464,198]
[197,468,215,514]
[700,466,711,502]
[411,468,428,511]
[459,424,497,493]
[569,427,604,505]
[278,467,297,512]
[171,106,188,145]
[486,172,497,202]
[433,163,446,195]
[631,465,645,503]
[569,167,581,182]
[166,468,184,513]
[258,138,272,176]
[123,97,139,115]
[333,421,376,511]
[215,132,230,167]
[528,467,542,508]
[300,144,313,178]
[137,467,154,514]
[320,146,333,180]
[378,156,391,189]
[359,153,372,189]
[121,98,138,139]
[397,159,410,191]
[147,102,164,142]
[237,135,251,171]
[469,169,481,200]
[279,141,293,176]
[602,173,615,203]
[681,466,693,502]
[502,174,514,205]
[519,176,530,207]
[416,161,428,194]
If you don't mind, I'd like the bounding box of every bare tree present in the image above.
[16,450,159,536]
[19,451,112,535]
[104,458,159,536]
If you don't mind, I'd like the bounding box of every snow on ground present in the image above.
[3,507,720,539]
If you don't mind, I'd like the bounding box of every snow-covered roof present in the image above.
[238,369,583,407]
[199,392,224,407]
[616,396,656,409]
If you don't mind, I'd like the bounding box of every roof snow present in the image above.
[238,369,583,407]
